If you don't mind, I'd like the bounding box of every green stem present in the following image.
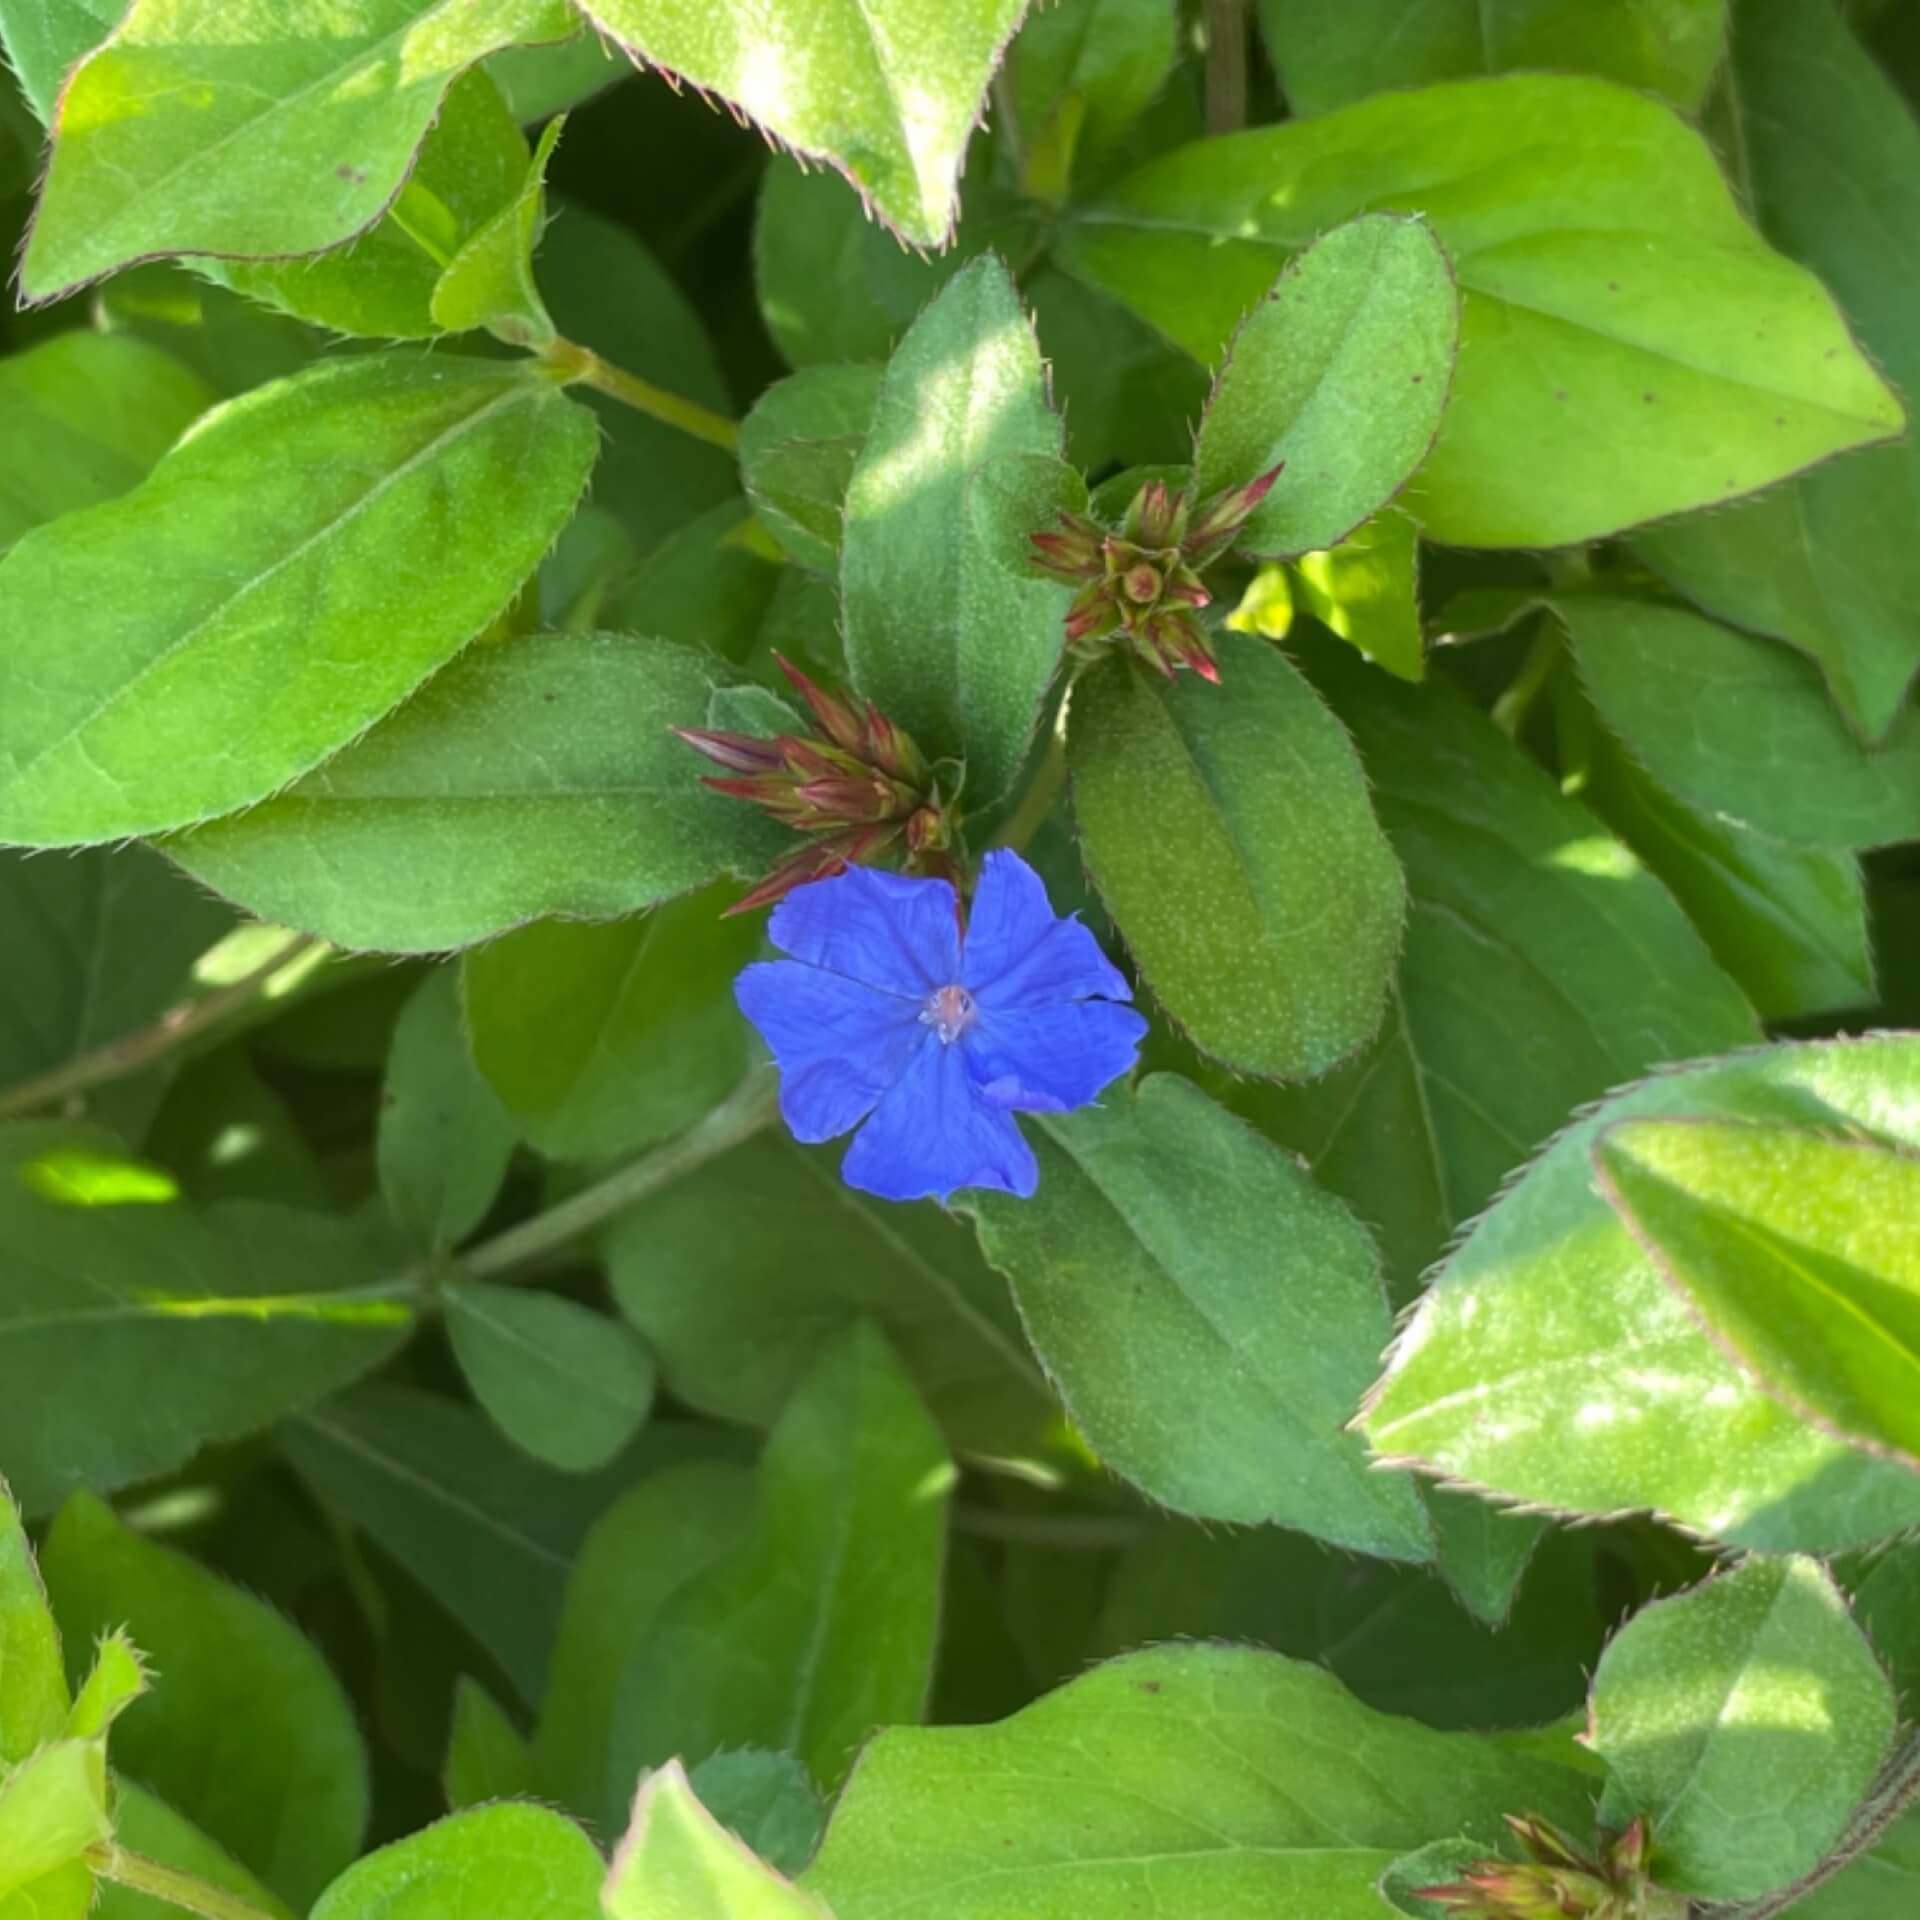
[1204,0,1250,135]
[991,67,1025,180]
[1490,624,1562,739]
[991,725,1068,854]
[0,934,321,1124]
[951,1504,1145,1550]
[459,1073,779,1283]
[89,1848,281,1920]
[542,337,738,451]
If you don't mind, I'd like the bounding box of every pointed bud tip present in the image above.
[1245,461,1284,505]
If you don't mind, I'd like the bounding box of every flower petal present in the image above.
[842,1038,1038,1203]
[962,849,1131,1011]
[964,1001,1148,1112]
[766,864,961,998]
[736,960,927,1143]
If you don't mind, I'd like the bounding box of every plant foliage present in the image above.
[3,3,1920,1917]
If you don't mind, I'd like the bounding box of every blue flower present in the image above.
[735,850,1148,1203]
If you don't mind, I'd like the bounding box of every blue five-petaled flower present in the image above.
[735,850,1147,1203]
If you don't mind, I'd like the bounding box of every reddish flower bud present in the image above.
[1186,461,1284,558]
[905,804,950,853]
[1028,521,1104,579]
[1125,476,1186,548]
[671,727,786,774]
[776,654,868,755]
[725,822,902,915]
[862,703,924,782]
[1120,562,1163,604]
[1065,583,1120,643]
[703,773,796,808]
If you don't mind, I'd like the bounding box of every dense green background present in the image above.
[3,2,1920,1917]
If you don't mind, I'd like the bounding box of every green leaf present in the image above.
[1090,1515,1606,1730]
[443,1678,533,1812]
[0,353,598,847]
[377,970,517,1252]
[0,1740,110,1902]
[600,505,784,664]
[1359,1033,1920,1551]
[1595,1118,1920,1472]
[1021,266,1210,475]
[1559,593,1920,849]
[686,1753,826,1881]
[487,31,629,121]
[463,889,758,1162]
[0,1128,414,1517]
[1797,1805,1920,1920]
[167,635,787,954]
[609,1322,950,1793]
[446,1281,657,1475]
[1235,638,1758,1306]
[309,1803,602,1920]
[19,0,576,301]
[739,366,882,576]
[281,1383,669,1702]
[965,1074,1431,1558]
[606,1131,1056,1461]
[99,1783,295,1920]
[1569,701,1875,1021]
[538,199,738,552]
[1007,0,1176,190]
[532,1461,755,1830]
[577,0,1026,247]
[804,1643,1599,1919]
[92,264,318,399]
[63,1631,147,1741]
[1588,1556,1895,1901]
[430,112,563,346]
[1285,510,1426,682]
[1844,1539,1920,1707]
[214,68,531,341]
[606,1762,830,1920]
[752,159,969,370]
[0,1476,67,1764]
[1633,470,1920,749]
[1633,0,1920,742]
[42,1491,368,1911]
[1259,0,1728,115]
[0,1861,91,1920]
[0,0,117,122]
[0,843,231,1104]
[0,332,211,553]
[1068,633,1405,1080]
[1376,1841,1487,1920]
[1058,74,1904,546]
[1193,215,1458,558]
[844,256,1073,802]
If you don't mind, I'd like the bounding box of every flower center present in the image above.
[921,983,977,1045]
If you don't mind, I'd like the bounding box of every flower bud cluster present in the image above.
[1029,464,1281,681]
[1416,1816,1688,1920]
[675,656,954,912]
